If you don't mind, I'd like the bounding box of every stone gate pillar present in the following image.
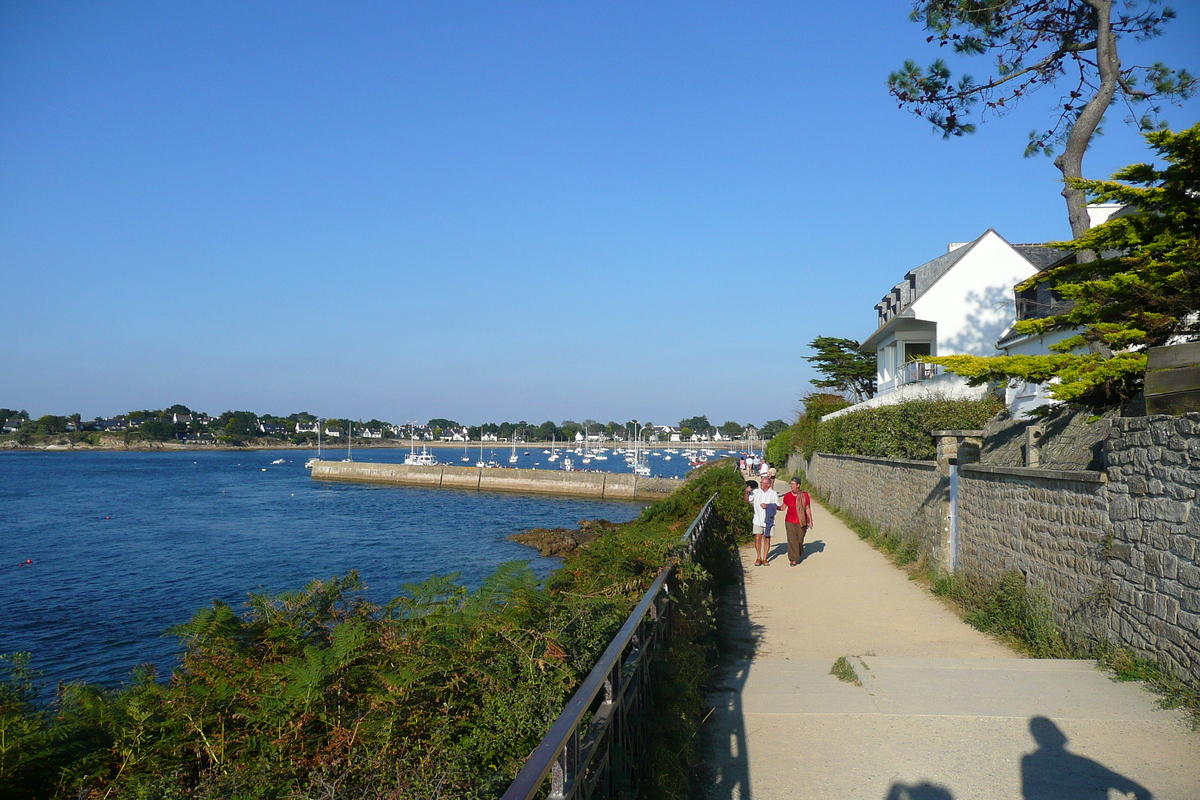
[931,430,983,572]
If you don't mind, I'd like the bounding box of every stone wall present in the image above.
[804,452,950,567]
[1106,416,1200,687]
[957,464,1111,642]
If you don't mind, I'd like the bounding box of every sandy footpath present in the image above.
[702,493,1200,800]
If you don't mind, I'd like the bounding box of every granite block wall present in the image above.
[1106,415,1200,687]
[956,465,1111,642]
[803,453,950,567]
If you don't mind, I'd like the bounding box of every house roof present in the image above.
[1011,244,1073,272]
[872,233,987,327]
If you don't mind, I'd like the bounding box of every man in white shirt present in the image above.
[748,475,780,566]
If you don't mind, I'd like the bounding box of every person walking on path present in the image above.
[781,477,811,566]
[747,474,779,566]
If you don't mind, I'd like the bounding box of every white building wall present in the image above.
[821,371,991,421]
[909,232,1040,357]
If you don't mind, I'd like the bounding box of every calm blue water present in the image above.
[0,450,653,690]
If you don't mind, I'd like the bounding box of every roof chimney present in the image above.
[947,242,969,253]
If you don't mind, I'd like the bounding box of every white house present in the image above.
[296,421,320,434]
[826,229,1062,420]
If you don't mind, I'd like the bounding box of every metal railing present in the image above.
[501,493,720,800]
[895,360,939,388]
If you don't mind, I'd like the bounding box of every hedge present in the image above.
[814,395,1003,460]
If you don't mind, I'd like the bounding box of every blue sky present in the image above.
[2,2,1197,427]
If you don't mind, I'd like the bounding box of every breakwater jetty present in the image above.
[310,460,681,499]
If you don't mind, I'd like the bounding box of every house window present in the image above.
[904,342,931,362]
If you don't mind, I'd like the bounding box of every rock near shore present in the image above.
[508,518,620,558]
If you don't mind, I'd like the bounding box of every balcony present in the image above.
[896,360,939,388]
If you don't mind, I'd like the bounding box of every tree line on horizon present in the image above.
[0,406,789,445]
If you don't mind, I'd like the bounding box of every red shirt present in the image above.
[781,491,805,525]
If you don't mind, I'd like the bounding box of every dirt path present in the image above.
[703,493,1200,799]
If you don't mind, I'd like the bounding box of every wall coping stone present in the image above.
[960,463,1107,483]
[931,430,985,437]
[813,452,938,470]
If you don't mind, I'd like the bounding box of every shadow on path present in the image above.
[1020,716,1152,800]
[703,550,761,799]
[885,782,955,800]
[883,717,1153,800]
[765,538,824,564]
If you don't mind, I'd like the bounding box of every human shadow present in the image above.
[884,782,955,800]
[1021,716,1152,799]
[763,537,824,565]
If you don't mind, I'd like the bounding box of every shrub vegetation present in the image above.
[815,396,1002,460]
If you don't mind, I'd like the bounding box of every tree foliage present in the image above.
[794,392,854,459]
[887,0,1195,237]
[926,122,1200,404]
[806,336,877,401]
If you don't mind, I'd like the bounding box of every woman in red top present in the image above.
[781,477,812,566]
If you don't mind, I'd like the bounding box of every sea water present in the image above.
[0,450,650,690]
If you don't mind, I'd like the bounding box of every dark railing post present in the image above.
[501,493,720,800]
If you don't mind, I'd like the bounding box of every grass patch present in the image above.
[830,656,861,686]
[932,570,1070,658]
[1098,646,1200,728]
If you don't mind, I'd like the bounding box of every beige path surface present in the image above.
[703,491,1200,800]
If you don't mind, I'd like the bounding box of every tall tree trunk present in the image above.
[1054,0,1118,240]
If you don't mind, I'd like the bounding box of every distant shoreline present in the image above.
[0,439,756,454]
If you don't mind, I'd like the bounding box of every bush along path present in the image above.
[0,463,750,800]
[702,485,1200,800]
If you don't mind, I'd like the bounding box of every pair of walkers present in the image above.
[746,475,812,566]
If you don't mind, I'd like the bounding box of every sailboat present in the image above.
[342,420,353,462]
[304,419,323,469]
[508,432,519,464]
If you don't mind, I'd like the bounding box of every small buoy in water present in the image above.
[17,559,32,567]
[261,468,267,472]
[105,516,111,520]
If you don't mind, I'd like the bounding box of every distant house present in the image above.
[325,427,343,438]
[361,428,383,439]
[3,419,24,433]
[172,413,193,425]
[295,421,320,434]
[259,422,287,436]
[103,417,128,432]
[482,432,499,442]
